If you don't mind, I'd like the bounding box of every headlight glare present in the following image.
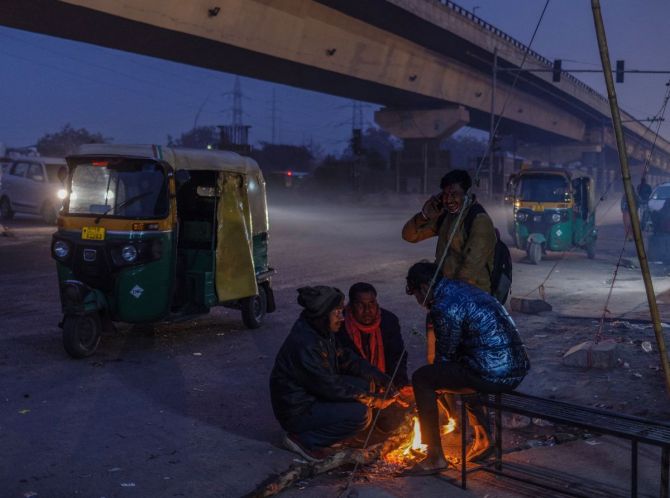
[121,245,138,263]
[54,240,69,259]
[57,189,68,200]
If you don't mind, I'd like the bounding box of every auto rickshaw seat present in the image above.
[181,220,212,242]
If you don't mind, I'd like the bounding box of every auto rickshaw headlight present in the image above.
[57,189,68,200]
[516,211,528,222]
[121,245,138,263]
[551,213,561,223]
[54,240,70,259]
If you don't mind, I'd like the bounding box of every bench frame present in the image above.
[456,391,670,498]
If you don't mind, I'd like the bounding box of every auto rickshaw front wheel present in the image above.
[527,242,542,265]
[62,313,102,358]
[241,285,268,329]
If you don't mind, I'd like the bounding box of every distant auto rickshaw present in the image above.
[509,168,597,264]
[51,144,275,358]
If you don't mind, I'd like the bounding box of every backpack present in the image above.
[463,203,513,305]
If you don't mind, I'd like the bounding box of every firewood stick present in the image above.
[245,414,414,498]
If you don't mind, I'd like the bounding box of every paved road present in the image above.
[1,198,668,497]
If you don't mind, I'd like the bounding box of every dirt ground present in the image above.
[2,193,670,497]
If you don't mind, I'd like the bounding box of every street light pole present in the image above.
[489,47,498,200]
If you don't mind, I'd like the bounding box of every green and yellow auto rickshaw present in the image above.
[510,168,597,264]
[51,144,275,358]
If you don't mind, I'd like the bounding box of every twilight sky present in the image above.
[1,0,669,153]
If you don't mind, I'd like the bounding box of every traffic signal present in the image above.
[552,59,562,82]
[616,60,625,83]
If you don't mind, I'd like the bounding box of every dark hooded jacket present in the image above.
[270,316,389,428]
[430,278,530,388]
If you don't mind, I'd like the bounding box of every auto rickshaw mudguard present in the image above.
[60,279,107,315]
[527,233,547,245]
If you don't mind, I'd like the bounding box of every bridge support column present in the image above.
[375,107,470,194]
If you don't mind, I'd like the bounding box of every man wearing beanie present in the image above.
[270,286,398,462]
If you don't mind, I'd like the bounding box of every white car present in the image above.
[0,157,68,224]
[647,182,670,214]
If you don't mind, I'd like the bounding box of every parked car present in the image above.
[0,157,68,224]
[647,182,670,214]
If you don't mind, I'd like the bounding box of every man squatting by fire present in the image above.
[336,282,412,433]
[269,286,402,462]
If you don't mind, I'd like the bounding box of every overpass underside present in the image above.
[1,0,584,142]
[1,0,669,190]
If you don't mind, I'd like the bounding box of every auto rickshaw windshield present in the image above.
[517,174,570,202]
[67,159,169,219]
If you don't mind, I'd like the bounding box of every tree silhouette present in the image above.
[36,124,107,156]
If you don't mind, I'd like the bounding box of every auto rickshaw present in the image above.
[510,168,597,264]
[51,144,275,358]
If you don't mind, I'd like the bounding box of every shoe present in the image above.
[282,433,326,463]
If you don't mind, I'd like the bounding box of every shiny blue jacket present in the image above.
[430,278,530,388]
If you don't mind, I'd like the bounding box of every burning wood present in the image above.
[245,412,459,497]
[245,413,416,498]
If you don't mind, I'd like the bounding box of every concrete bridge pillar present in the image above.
[375,106,470,193]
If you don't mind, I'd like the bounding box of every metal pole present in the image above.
[423,142,429,195]
[591,0,670,395]
[489,48,498,200]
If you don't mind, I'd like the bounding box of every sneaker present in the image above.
[282,433,327,462]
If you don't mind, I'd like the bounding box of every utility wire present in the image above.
[425,0,551,300]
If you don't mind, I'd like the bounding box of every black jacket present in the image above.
[270,317,389,427]
[336,308,409,388]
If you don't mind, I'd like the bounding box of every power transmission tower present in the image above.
[219,75,251,155]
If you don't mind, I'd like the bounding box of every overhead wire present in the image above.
[424,0,552,301]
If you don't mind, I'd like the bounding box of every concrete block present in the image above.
[510,297,552,314]
[562,340,617,369]
[502,413,532,429]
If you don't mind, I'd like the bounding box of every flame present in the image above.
[410,416,427,452]
[383,416,454,464]
[441,417,456,436]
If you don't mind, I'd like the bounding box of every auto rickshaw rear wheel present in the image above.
[241,285,267,329]
[527,242,542,265]
[63,313,102,358]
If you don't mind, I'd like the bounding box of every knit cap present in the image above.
[297,286,344,318]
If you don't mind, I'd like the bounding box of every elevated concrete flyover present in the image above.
[2,0,669,184]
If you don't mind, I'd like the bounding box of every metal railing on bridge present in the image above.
[438,0,609,106]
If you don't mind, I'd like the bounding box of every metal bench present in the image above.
[457,391,670,497]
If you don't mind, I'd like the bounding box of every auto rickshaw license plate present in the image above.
[82,226,106,240]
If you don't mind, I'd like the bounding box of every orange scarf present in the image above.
[344,305,385,373]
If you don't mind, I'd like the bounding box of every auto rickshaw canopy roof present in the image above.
[73,143,261,177]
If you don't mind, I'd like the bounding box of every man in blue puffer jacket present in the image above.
[403,261,530,475]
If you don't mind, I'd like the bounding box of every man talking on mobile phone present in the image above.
[402,169,496,294]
